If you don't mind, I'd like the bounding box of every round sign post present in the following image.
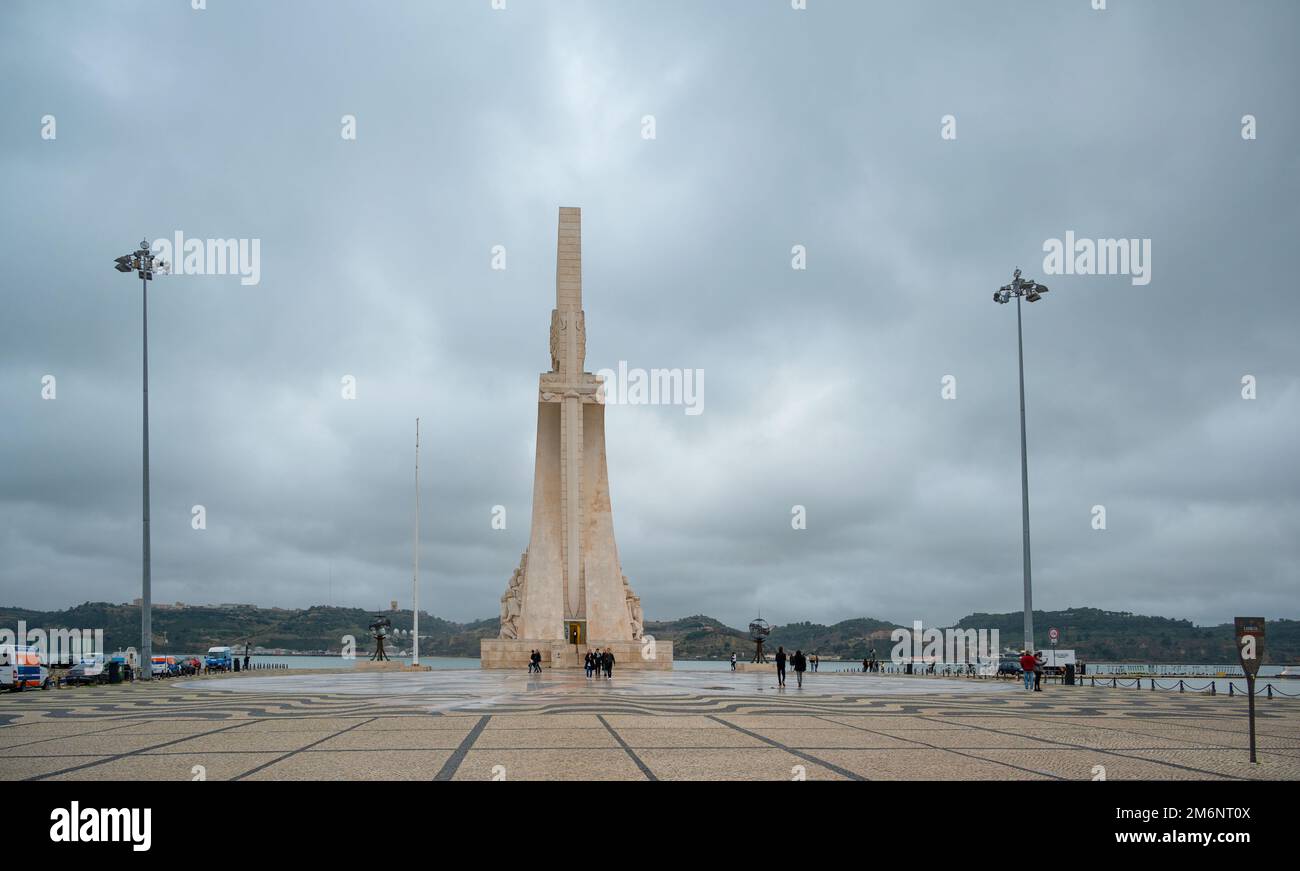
[1048,627,1059,648]
[1235,617,1266,764]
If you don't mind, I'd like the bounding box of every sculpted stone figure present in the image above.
[623,575,644,640]
[499,552,528,640]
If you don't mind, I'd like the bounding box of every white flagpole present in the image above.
[413,417,420,666]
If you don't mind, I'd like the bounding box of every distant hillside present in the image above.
[0,603,1295,663]
[0,602,496,657]
[954,607,1300,664]
[643,615,900,661]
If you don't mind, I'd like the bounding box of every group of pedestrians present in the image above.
[524,647,615,677]
[860,648,881,672]
[773,646,809,688]
[584,648,615,678]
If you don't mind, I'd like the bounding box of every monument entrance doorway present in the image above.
[566,621,587,646]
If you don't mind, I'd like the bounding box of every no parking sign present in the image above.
[1235,617,1265,675]
[1234,616,1265,764]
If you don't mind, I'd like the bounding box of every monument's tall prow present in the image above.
[482,208,672,670]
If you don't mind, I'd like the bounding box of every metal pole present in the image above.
[412,417,420,666]
[141,275,152,680]
[1016,295,1034,653]
[1247,673,1257,763]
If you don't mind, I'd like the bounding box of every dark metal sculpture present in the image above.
[369,615,393,661]
[749,618,771,663]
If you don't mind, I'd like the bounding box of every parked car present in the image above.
[0,644,51,691]
[997,654,1023,677]
[62,658,107,686]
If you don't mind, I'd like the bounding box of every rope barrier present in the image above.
[1079,677,1295,698]
[770,667,1300,698]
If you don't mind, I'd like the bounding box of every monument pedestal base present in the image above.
[481,638,673,670]
[354,661,432,672]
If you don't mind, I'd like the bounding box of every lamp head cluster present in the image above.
[994,267,1048,304]
[113,239,169,280]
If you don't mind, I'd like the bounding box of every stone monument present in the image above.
[481,207,672,670]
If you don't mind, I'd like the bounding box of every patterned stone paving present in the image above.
[1,670,1297,781]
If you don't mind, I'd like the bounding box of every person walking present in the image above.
[730,653,737,672]
[792,649,807,688]
[602,647,614,679]
[1018,650,1036,691]
[775,646,787,688]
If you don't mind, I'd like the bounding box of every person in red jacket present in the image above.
[1018,650,1037,691]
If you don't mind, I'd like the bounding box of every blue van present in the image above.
[205,646,234,672]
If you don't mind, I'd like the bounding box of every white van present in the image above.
[1039,649,1076,674]
[0,644,51,691]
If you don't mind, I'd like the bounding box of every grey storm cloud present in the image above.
[1,0,1297,629]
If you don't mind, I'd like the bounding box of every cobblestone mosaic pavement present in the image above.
[2,670,1297,781]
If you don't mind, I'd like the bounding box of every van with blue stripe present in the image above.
[0,644,50,691]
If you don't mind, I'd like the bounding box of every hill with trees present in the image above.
[1,602,1294,663]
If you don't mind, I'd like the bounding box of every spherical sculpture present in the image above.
[368,615,393,662]
[749,618,771,663]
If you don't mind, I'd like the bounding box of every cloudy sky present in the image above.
[1,0,1296,631]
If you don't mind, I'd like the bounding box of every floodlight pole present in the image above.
[1015,294,1034,654]
[141,267,152,680]
[115,240,166,681]
[993,268,1049,654]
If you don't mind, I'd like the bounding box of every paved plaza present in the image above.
[2,670,1298,781]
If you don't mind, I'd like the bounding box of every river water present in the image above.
[184,654,1298,696]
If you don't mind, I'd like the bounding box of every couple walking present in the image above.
[774,646,808,688]
[585,648,615,679]
[1018,649,1045,691]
